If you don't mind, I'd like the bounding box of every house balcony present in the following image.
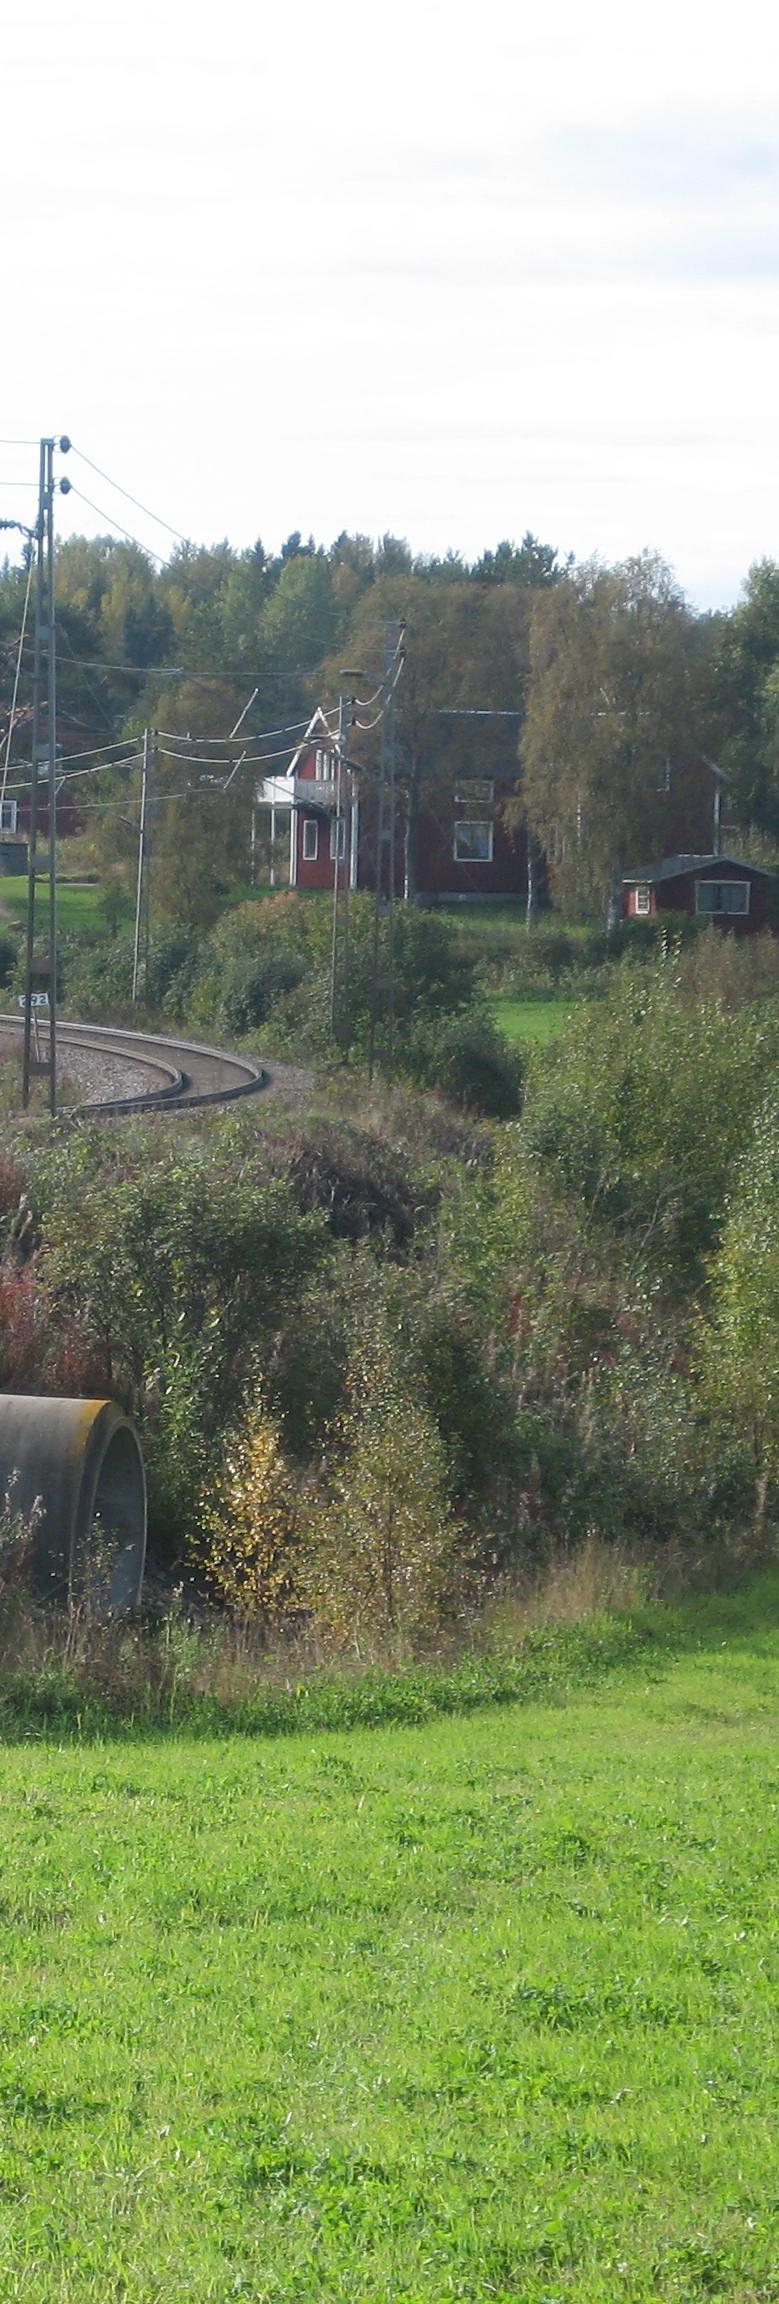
[257,775,343,813]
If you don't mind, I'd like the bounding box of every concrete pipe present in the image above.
[0,1396,147,1612]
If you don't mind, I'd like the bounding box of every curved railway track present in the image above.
[0,1015,269,1116]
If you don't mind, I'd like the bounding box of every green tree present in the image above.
[258,550,342,715]
[714,560,779,834]
[520,554,701,925]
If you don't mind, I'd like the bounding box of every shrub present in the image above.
[0,928,16,987]
[285,1120,436,1248]
[29,1124,326,1555]
[702,1084,779,1518]
[520,958,779,1278]
[300,1329,467,1649]
[217,947,305,1036]
[200,1403,300,1625]
[404,1008,523,1117]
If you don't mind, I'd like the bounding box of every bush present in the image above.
[29,1124,326,1556]
[200,1402,301,1625]
[404,1008,523,1117]
[0,928,16,987]
[285,1120,436,1248]
[217,946,306,1036]
[520,958,779,1278]
[299,1326,468,1649]
[702,1084,779,1519]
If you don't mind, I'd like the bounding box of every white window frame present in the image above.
[302,819,319,862]
[453,819,494,864]
[634,884,651,915]
[695,878,750,917]
[314,747,332,781]
[330,816,346,862]
[0,799,18,834]
[453,779,495,806]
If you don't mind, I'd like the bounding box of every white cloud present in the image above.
[2,0,778,608]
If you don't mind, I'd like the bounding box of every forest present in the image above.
[3,526,779,926]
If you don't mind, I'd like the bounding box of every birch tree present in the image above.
[520,554,699,926]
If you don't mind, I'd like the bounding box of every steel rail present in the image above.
[0,1015,268,1116]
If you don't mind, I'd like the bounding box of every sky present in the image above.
[3,0,779,611]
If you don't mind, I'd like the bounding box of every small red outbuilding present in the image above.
[623,854,779,934]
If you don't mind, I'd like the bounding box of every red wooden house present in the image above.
[623,854,779,932]
[255,710,529,900]
[0,701,85,841]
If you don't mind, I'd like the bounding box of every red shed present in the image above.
[623,854,779,933]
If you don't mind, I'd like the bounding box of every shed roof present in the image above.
[623,854,778,886]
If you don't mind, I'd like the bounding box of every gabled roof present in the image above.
[623,854,778,886]
[285,706,333,779]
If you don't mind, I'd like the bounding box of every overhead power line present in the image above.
[1,752,143,795]
[69,446,189,543]
[66,487,169,567]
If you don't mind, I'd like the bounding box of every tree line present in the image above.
[2,526,779,919]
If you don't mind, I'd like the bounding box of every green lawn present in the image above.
[494,993,574,1045]
[0,880,108,933]
[0,1581,777,2300]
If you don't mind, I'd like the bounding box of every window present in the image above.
[330,817,346,861]
[634,884,651,915]
[314,748,332,781]
[453,778,494,805]
[302,819,318,861]
[454,820,493,864]
[695,879,750,916]
[0,800,17,833]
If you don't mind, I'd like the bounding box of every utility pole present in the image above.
[368,622,403,1082]
[132,727,150,1004]
[329,692,347,1041]
[45,441,58,1110]
[21,435,69,1113]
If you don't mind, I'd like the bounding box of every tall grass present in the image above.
[0,1539,774,1742]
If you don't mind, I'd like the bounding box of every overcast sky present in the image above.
[3,0,778,609]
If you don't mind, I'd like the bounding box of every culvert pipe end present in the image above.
[0,1396,147,1612]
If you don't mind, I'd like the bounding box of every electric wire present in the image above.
[350,635,406,710]
[1,752,143,795]
[156,742,310,768]
[152,716,311,743]
[68,447,189,543]
[57,622,132,736]
[56,734,150,764]
[66,488,169,567]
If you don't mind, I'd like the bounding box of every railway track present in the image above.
[0,1015,268,1116]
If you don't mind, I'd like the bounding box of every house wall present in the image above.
[415,791,526,898]
[625,884,658,918]
[292,748,350,891]
[626,865,776,934]
[267,741,529,899]
[16,794,78,839]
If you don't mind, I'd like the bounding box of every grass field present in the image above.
[0,880,108,933]
[0,1578,777,2301]
[493,993,574,1046]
